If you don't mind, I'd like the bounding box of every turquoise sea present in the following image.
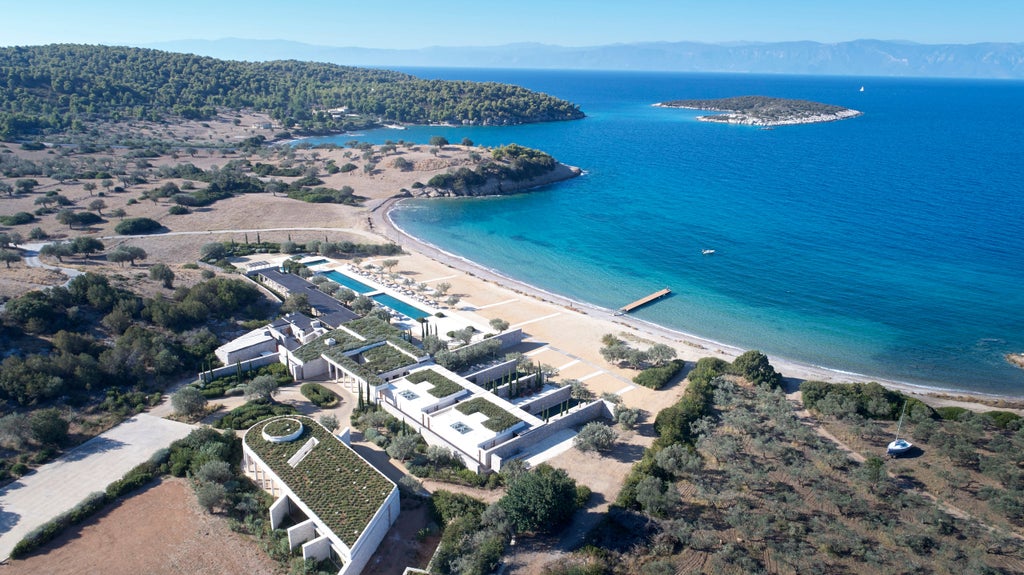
[305,69,1024,396]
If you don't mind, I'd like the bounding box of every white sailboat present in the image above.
[887,402,913,457]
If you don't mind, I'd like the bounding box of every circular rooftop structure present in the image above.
[261,417,304,443]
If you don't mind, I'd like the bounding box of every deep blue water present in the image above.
[304,69,1024,396]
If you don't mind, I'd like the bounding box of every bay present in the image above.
[304,69,1024,396]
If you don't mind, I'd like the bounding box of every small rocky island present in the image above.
[655,95,862,126]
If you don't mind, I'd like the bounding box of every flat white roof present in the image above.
[216,328,275,354]
[428,403,512,449]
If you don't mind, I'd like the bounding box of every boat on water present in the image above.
[859,86,865,92]
[887,403,913,457]
[702,249,716,255]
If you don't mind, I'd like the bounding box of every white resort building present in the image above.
[377,363,611,473]
[242,416,399,575]
[215,260,612,475]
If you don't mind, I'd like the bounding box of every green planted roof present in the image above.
[244,416,394,545]
[293,329,366,362]
[456,396,523,432]
[359,343,419,375]
[292,317,422,363]
[407,368,465,398]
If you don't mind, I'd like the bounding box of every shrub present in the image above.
[105,461,157,499]
[172,387,208,417]
[196,482,227,512]
[213,399,297,430]
[29,408,69,447]
[115,217,162,235]
[499,463,579,534]
[430,489,486,526]
[196,460,233,484]
[633,359,686,390]
[982,411,1021,429]
[574,421,618,452]
[300,382,340,408]
[935,406,969,421]
[168,205,189,215]
[386,432,420,461]
[729,350,783,389]
[800,380,935,421]
[0,212,35,225]
[10,491,109,558]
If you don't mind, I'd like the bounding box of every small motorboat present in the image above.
[702,249,716,255]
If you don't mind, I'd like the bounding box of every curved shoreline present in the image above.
[374,197,1024,406]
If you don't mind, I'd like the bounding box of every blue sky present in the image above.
[3,0,1021,48]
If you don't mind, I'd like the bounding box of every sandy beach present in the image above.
[2,128,1021,411]
[369,197,1024,411]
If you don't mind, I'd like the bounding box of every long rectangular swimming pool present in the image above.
[372,293,430,320]
[321,270,374,294]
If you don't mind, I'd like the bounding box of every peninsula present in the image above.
[655,95,862,126]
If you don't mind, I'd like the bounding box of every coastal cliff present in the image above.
[655,95,862,126]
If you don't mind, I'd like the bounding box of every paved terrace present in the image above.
[0,414,195,560]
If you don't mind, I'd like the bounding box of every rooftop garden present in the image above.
[293,329,366,362]
[332,355,385,388]
[344,317,422,356]
[456,397,523,433]
[245,416,395,545]
[293,317,421,364]
[359,343,419,375]
[408,369,466,399]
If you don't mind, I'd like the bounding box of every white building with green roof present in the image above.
[281,317,430,394]
[380,364,610,473]
[242,416,399,575]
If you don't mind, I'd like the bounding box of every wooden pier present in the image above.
[618,288,672,314]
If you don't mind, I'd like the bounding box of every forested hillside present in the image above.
[0,44,584,139]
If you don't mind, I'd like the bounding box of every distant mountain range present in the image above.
[143,38,1024,79]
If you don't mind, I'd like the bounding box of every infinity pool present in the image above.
[320,270,374,294]
[372,293,430,320]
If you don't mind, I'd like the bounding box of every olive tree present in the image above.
[149,263,175,288]
[245,375,279,401]
[386,432,419,461]
[172,386,208,418]
[574,421,617,452]
[499,463,579,534]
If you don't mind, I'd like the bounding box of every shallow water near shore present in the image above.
[305,69,1024,396]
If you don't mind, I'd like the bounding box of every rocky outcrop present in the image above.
[1007,353,1024,370]
[655,95,862,126]
[418,162,582,198]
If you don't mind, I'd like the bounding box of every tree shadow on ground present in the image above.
[59,436,128,463]
[0,507,22,536]
[605,442,645,464]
